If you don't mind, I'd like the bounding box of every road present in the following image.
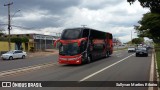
[0,46,124,72]
[0,54,58,71]
[113,45,126,50]
[0,49,153,90]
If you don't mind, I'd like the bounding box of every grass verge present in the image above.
[155,44,160,77]
[114,47,127,51]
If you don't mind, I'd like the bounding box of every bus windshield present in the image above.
[61,29,81,40]
[59,43,80,56]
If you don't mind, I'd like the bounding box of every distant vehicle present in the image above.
[135,47,148,57]
[128,47,136,53]
[1,50,27,60]
[54,27,113,64]
[119,44,125,46]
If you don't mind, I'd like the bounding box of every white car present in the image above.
[128,47,136,53]
[1,50,27,60]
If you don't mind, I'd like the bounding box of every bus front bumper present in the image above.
[59,55,82,64]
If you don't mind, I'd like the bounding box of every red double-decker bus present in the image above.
[54,27,113,64]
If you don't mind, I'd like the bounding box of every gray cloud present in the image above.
[1,0,81,14]
[0,0,148,42]
[0,0,81,29]
[80,0,124,10]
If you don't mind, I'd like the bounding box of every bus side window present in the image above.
[103,44,105,49]
[109,34,113,39]
[82,29,89,38]
[93,44,103,51]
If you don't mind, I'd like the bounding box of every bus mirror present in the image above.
[78,38,87,46]
[81,41,85,45]
[53,39,60,48]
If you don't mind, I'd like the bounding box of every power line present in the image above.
[0,24,34,30]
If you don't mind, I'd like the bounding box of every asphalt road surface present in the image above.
[0,49,153,90]
[0,54,58,71]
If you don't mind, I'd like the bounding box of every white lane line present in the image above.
[79,53,135,82]
[0,62,57,77]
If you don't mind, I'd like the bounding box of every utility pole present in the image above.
[4,2,13,51]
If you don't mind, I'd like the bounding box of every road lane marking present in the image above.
[79,53,135,82]
[0,62,58,77]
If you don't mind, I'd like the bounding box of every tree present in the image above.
[0,29,5,36]
[135,13,160,43]
[127,0,160,13]
[132,38,144,44]
[11,37,29,50]
[0,29,7,41]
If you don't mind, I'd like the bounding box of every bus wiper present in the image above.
[60,53,66,56]
[70,53,74,56]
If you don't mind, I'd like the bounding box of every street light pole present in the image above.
[11,10,20,21]
[4,2,13,51]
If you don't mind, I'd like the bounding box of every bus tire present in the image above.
[81,58,86,64]
[87,56,91,64]
[105,51,109,58]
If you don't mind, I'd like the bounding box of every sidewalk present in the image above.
[27,49,58,58]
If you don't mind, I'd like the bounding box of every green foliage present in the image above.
[11,37,29,50]
[21,37,29,42]
[30,47,35,52]
[155,44,160,77]
[11,37,29,43]
[127,0,160,13]
[0,37,8,41]
[132,38,144,44]
[135,13,160,43]
[11,37,21,43]
[0,29,5,36]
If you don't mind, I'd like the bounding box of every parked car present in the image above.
[128,47,136,53]
[135,47,148,57]
[1,50,27,60]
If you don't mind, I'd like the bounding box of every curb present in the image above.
[155,48,160,90]
[113,49,127,52]
[27,51,58,58]
[148,49,155,90]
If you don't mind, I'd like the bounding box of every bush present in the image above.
[30,47,35,52]
[155,44,160,77]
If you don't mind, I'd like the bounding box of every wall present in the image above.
[0,41,15,51]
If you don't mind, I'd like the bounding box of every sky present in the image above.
[0,0,149,43]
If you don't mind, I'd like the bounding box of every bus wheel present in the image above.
[81,58,86,64]
[105,51,109,58]
[87,56,91,64]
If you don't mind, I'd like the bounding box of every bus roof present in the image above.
[61,27,112,40]
[64,27,112,34]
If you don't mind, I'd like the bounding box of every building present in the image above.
[113,38,122,46]
[2,33,59,52]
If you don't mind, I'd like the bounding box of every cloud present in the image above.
[0,0,149,43]
[11,8,62,29]
[80,0,124,10]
